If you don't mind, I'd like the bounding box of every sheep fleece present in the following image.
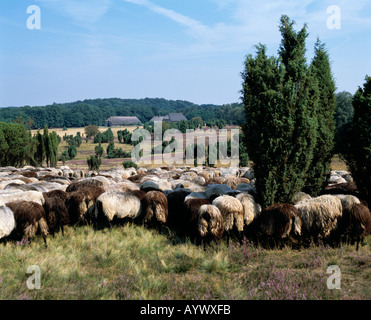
[0,206,15,239]
[96,192,142,221]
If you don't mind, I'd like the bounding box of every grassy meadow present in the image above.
[0,223,369,300]
[31,126,137,170]
[9,126,365,301]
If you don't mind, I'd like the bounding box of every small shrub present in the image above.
[122,160,137,169]
[87,155,102,170]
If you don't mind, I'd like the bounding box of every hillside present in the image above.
[0,98,245,129]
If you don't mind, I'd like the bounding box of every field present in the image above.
[0,224,369,300]
[32,126,138,170]
[35,127,348,171]
[11,126,365,302]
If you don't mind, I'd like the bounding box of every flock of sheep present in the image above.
[0,165,370,251]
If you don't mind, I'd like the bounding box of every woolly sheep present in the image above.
[92,192,142,229]
[171,180,206,192]
[43,197,69,236]
[242,168,254,180]
[166,189,192,234]
[197,204,224,248]
[338,203,371,250]
[295,195,342,241]
[86,176,113,186]
[139,191,168,228]
[0,206,16,243]
[0,180,25,190]
[226,190,242,197]
[43,189,68,202]
[183,198,211,239]
[211,195,244,245]
[140,180,161,192]
[103,181,139,193]
[203,177,226,186]
[21,171,38,179]
[128,189,147,201]
[332,194,361,210]
[205,184,233,201]
[255,203,302,248]
[235,193,261,227]
[4,182,64,193]
[0,190,45,206]
[6,201,49,247]
[141,179,172,192]
[184,192,207,202]
[38,175,71,185]
[292,191,312,204]
[66,179,104,192]
[235,183,257,198]
[128,174,146,183]
[66,186,105,224]
[224,177,250,190]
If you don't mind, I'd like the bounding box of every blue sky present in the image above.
[0,0,370,107]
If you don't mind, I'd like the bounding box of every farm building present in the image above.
[149,113,187,123]
[105,116,142,127]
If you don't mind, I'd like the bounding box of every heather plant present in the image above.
[227,237,260,265]
[0,224,369,300]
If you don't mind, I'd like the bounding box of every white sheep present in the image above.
[92,192,142,229]
[235,193,261,227]
[332,194,361,209]
[197,204,224,248]
[295,195,343,242]
[0,206,16,243]
[212,195,244,245]
[0,190,45,206]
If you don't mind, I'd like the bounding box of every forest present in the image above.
[0,93,353,141]
[0,98,244,129]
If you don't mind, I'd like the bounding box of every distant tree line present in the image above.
[0,98,245,129]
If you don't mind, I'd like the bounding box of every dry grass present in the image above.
[0,224,369,300]
[330,154,348,171]
[40,127,136,169]
[31,127,349,172]
[31,126,141,138]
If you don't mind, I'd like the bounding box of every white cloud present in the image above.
[124,0,310,52]
[36,0,112,24]
[124,0,371,54]
[124,0,219,42]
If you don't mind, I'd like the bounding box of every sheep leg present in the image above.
[215,238,221,249]
[356,236,360,251]
[197,236,204,247]
[42,235,47,248]
[238,231,243,245]
[226,231,230,247]
[61,224,65,236]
